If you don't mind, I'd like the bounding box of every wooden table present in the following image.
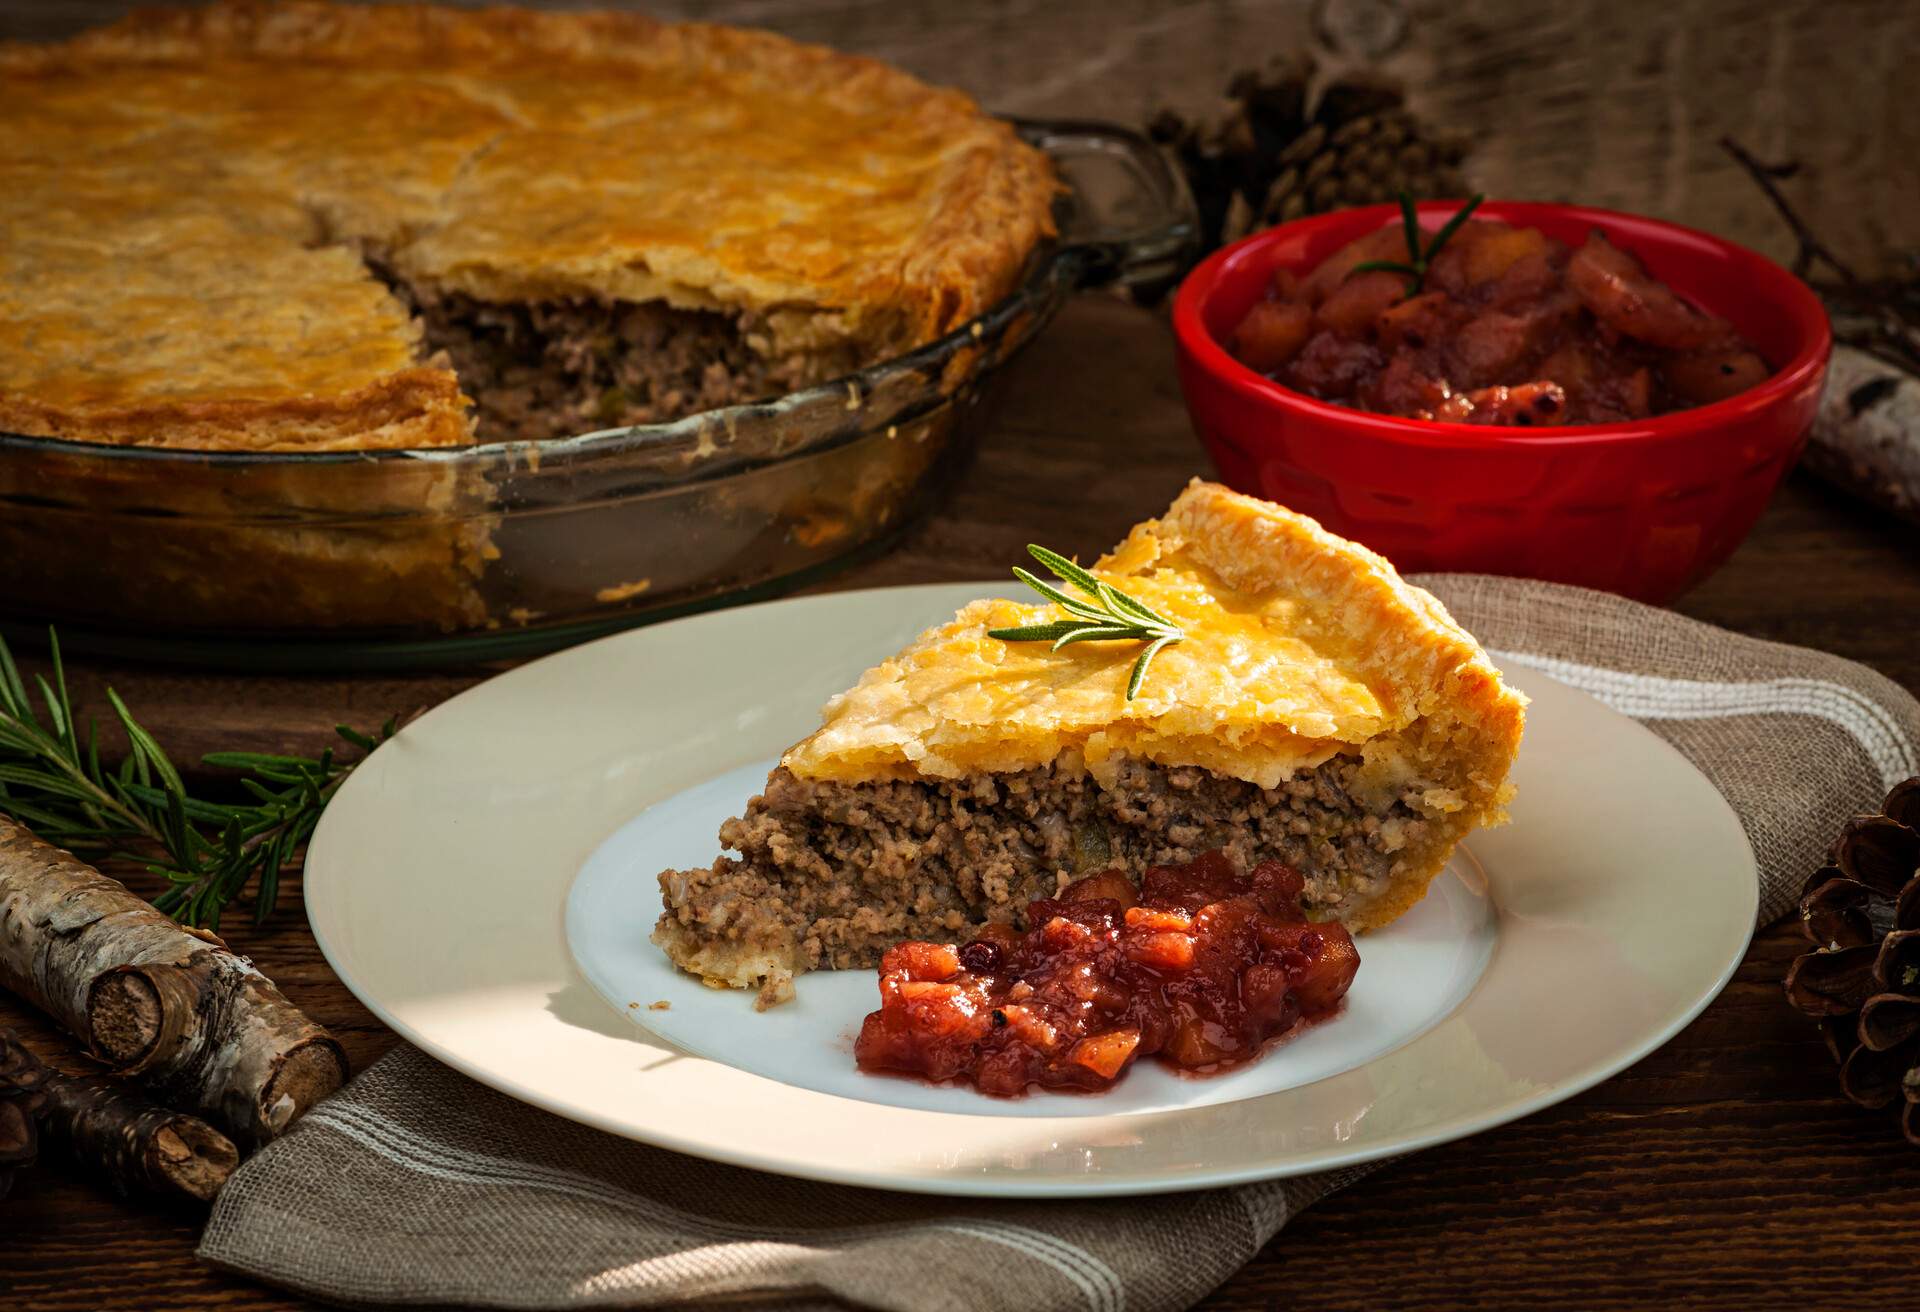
[3,294,1918,1309]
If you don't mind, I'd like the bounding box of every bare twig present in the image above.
[1723,136,1920,377]
[1719,135,1863,285]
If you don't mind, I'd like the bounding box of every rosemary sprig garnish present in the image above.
[1349,191,1486,296]
[987,545,1185,700]
[0,629,396,929]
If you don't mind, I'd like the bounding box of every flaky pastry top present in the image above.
[784,481,1527,813]
[0,2,1057,451]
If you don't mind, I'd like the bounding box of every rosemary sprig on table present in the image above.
[1349,191,1485,296]
[0,630,396,929]
[987,545,1185,700]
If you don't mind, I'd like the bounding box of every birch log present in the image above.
[1801,344,1920,530]
[0,819,346,1148]
[41,1070,239,1200]
[0,1028,237,1201]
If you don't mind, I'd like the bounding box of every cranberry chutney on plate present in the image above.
[1173,201,1833,603]
[855,853,1361,1096]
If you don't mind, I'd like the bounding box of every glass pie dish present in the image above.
[0,120,1195,670]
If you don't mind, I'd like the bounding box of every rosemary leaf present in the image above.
[334,725,378,753]
[1025,545,1106,600]
[201,751,332,771]
[255,863,280,929]
[1009,567,1107,622]
[0,795,105,836]
[236,777,284,805]
[986,621,1090,643]
[1095,581,1177,630]
[1049,624,1143,651]
[0,763,109,802]
[0,639,27,715]
[108,687,185,796]
[120,783,254,825]
[1127,634,1181,702]
[35,675,70,753]
[1428,194,1485,262]
[1349,259,1422,279]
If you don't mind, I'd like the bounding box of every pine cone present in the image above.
[0,1030,51,1199]
[1785,777,1920,1147]
[1259,103,1468,230]
[1148,56,1469,256]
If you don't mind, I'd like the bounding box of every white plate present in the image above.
[306,583,1757,1197]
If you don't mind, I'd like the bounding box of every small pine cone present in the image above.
[0,1031,50,1199]
[1149,58,1473,266]
[1257,81,1468,229]
[1785,777,1920,1147]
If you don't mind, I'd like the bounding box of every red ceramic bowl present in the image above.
[1172,201,1832,603]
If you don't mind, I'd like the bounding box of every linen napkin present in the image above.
[199,575,1920,1312]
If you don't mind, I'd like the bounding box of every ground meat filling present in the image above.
[370,262,834,440]
[653,755,1432,997]
[419,293,820,442]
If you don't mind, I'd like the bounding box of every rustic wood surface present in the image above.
[5,0,1920,1307]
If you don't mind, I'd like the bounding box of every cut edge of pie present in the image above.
[0,2,1059,450]
[655,481,1526,1006]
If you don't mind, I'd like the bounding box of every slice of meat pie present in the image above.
[655,481,1526,1006]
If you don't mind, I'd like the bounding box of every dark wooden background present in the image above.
[5,1,1920,1309]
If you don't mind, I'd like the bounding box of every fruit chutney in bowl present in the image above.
[1172,200,1832,603]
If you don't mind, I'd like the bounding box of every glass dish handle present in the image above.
[1017,117,1201,291]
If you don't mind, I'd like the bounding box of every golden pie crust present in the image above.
[0,2,1057,451]
[785,480,1527,929]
